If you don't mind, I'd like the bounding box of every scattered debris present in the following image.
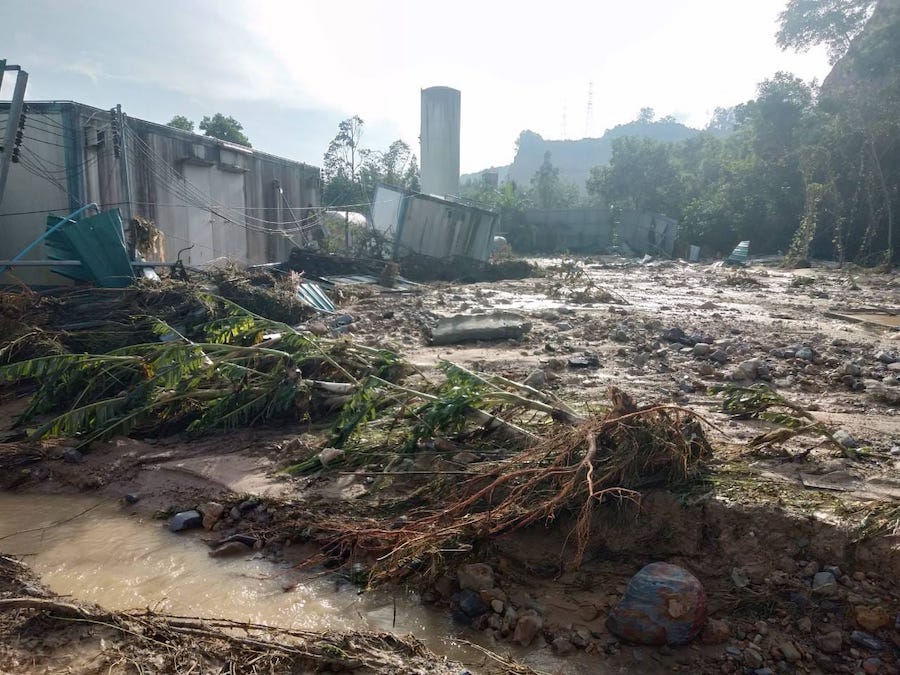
[429,311,532,345]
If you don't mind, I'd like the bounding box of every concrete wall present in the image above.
[1,101,321,285]
[506,207,613,253]
[420,87,460,198]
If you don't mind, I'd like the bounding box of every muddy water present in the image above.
[0,494,464,656]
[0,494,619,674]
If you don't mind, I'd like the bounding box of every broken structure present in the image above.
[0,101,322,286]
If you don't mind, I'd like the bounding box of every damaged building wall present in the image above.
[371,184,498,262]
[0,101,321,286]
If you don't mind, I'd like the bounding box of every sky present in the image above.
[1,0,831,174]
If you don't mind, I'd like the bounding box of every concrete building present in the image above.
[419,87,460,198]
[0,101,321,286]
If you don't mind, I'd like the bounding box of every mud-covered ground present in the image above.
[1,258,899,674]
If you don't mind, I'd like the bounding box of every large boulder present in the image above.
[607,562,707,646]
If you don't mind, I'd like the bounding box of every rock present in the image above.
[523,369,548,389]
[208,541,251,557]
[216,533,259,548]
[430,312,532,345]
[850,630,883,651]
[710,350,729,364]
[730,567,750,589]
[662,327,690,344]
[812,571,837,594]
[552,636,575,655]
[168,510,203,532]
[743,647,764,668]
[833,429,859,449]
[802,560,820,577]
[452,451,479,464]
[229,506,242,520]
[457,563,494,592]
[796,616,812,633]
[61,448,84,464]
[198,502,225,530]
[863,658,881,674]
[490,599,504,614]
[567,353,600,369]
[875,350,898,364]
[795,346,815,361]
[555,321,573,331]
[698,362,716,376]
[693,343,711,358]
[571,626,590,648]
[607,562,708,646]
[823,565,842,578]
[124,493,140,504]
[610,328,629,343]
[317,447,344,467]
[734,359,762,381]
[816,630,843,654]
[513,610,543,646]
[778,641,801,662]
[890,445,900,457]
[458,589,488,618]
[753,669,774,675]
[701,618,730,645]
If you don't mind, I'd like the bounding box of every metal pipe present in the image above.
[0,202,99,275]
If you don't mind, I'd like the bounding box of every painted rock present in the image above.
[607,562,707,646]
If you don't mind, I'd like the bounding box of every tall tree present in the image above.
[199,114,251,146]
[531,152,578,209]
[322,116,368,211]
[776,0,877,63]
[167,115,194,132]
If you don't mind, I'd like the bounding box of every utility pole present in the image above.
[116,104,135,257]
[0,62,29,208]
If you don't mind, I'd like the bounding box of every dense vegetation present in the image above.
[463,0,899,264]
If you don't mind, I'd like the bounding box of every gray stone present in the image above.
[795,346,815,361]
[812,571,837,594]
[725,646,742,656]
[430,312,532,345]
[850,630,883,651]
[458,589,488,617]
[833,429,859,449]
[452,451,479,464]
[457,563,494,592]
[555,321,573,331]
[169,510,203,532]
[490,599,504,613]
[743,649,764,668]
[823,565,841,578]
[710,350,729,364]
[692,343,711,357]
[523,369,548,389]
[513,610,543,646]
[571,626,590,648]
[890,445,900,457]
[610,328,629,343]
[875,350,898,364]
[731,567,750,589]
[754,670,774,675]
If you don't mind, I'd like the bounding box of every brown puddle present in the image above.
[0,494,461,652]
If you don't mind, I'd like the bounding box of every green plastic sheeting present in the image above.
[44,209,134,287]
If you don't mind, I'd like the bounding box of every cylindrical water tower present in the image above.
[420,86,460,197]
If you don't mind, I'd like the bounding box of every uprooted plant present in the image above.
[715,383,847,456]
[309,387,713,583]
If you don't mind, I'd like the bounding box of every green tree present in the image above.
[199,114,251,146]
[531,152,579,209]
[167,115,194,132]
[776,0,876,63]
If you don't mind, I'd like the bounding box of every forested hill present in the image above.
[462,120,698,190]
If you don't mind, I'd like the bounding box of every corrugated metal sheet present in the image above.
[45,209,134,287]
